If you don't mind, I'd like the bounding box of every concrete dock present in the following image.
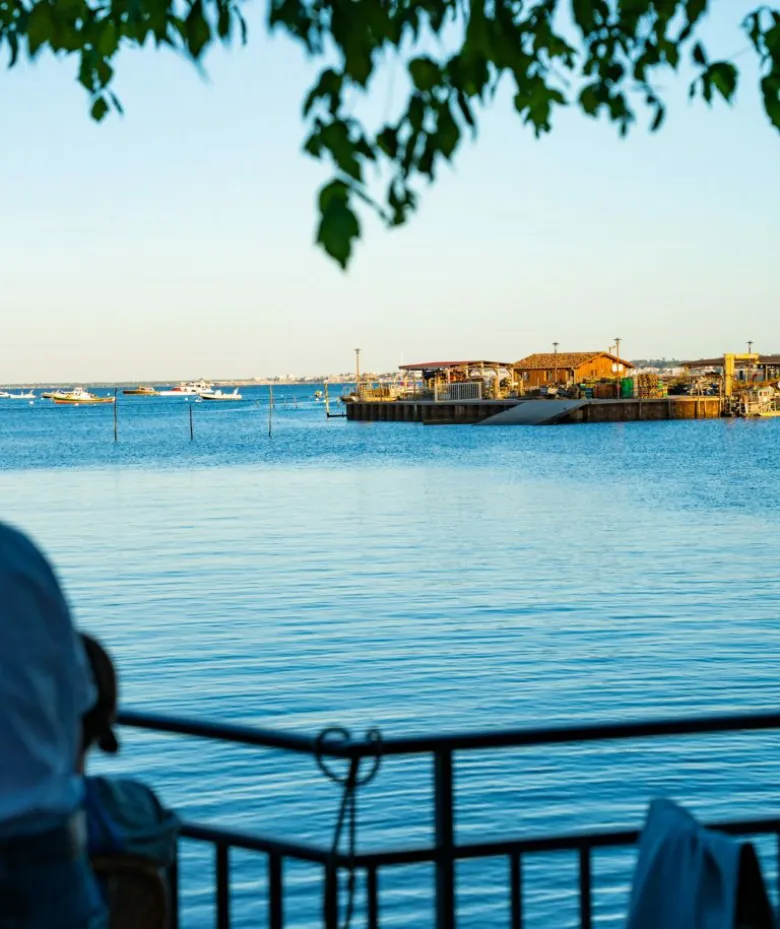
[344,396,723,425]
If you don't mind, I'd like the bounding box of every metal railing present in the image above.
[116,708,780,929]
[433,382,483,402]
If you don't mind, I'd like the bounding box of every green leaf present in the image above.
[707,61,738,103]
[418,134,435,178]
[579,83,600,116]
[387,181,417,226]
[91,96,110,122]
[685,0,708,28]
[409,56,440,92]
[761,74,780,129]
[95,57,114,89]
[407,94,425,132]
[435,104,460,159]
[766,23,780,57]
[27,4,54,56]
[320,120,362,180]
[692,41,707,66]
[743,10,764,52]
[316,181,360,269]
[185,2,211,58]
[456,91,475,128]
[217,3,231,40]
[303,68,343,116]
[572,0,598,33]
[97,21,119,57]
[303,130,323,157]
[376,127,399,159]
[7,32,19,67]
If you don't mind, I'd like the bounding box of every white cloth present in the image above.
[0,523,95,836]
[626,798,745,929]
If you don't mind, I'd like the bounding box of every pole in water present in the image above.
[113,388,118,442]
[189,401,194,440]
[268,384,274,437]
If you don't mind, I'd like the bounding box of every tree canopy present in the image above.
[4,0,779,266]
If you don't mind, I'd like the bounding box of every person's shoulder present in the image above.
[0,522,63,596]
[0,522,54,574]
[87,776,176,821]
[85,776,180,866]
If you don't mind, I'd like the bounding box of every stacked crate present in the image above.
[637,373,662,399]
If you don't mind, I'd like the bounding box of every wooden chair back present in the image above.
[91,855,170,929]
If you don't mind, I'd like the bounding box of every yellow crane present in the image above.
[723,353,759,397]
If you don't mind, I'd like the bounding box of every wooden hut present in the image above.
[514,352,634,388]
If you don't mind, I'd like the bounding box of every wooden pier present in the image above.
[344,396,723,425]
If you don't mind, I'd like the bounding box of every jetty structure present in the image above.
[343,350,775,425]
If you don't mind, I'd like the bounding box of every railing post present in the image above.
[268,853,283,929]
[434,749,455,929]
[169,855,180,929]
[578,846,592,929]
[367,867,379,929]
[216,844,230,929]
[323,862,339,929]
[510,854,522,929]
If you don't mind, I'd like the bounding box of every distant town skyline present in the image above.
[1,1,777,383]
[1,357,755,387]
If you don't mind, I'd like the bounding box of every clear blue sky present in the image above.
[0,2,777,382]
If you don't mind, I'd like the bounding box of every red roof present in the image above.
[399,360,512,370]
[514,352,634,370]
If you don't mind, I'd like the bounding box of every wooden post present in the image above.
[113,388,118,442]
[189,401,194,440]
[355,348,361,400]
[268,385,274,437]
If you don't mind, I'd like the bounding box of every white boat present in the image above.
[51,387,114,405]
[159,380,214,397]
[8,391,35,400]
[0,391,10,399]
[199,388,243,401]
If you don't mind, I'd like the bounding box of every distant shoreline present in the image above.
[2,379,352,389]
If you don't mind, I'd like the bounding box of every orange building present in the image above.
[514,352,634,388]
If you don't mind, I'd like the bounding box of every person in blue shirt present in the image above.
[78,634,179,871]
[0,522,107,929]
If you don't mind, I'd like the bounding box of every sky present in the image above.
[0,2,778,381]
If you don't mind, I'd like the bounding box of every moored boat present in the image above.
[8,391,35,400]
[52,387,114,405]
[200,388,243,401]
[159,380,214,397]
[123,386,159,396]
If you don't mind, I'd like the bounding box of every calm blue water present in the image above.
[2,386,780,927]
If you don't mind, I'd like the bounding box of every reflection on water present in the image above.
[1,387,779,926]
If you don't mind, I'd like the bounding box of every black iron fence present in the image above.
[116,708,780,929]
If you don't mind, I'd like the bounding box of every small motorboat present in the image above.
[159,380,213,396]
[123,386,159,396]
[0,391,10,399]
[200,388,243,401]
[8,391,35,400]
[41,392,55,399]
[52,387,114,405]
